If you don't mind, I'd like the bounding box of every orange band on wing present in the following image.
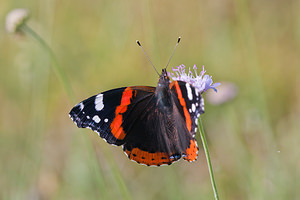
[183,139,198,162]
[110,88,134,140]
[124,148,178,166]
[173,81,192,132]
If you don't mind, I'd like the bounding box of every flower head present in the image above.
[206,82,238,105]
[168,64,220,93]
[5,8,29,34]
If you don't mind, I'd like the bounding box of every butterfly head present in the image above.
[155,68,173,109]
[159,68,170,84]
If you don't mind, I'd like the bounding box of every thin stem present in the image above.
[20,24,76,104]
[198,117,219,200]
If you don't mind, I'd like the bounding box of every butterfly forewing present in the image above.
[170,81,204,136]
[69,86,155,145]
[169,81,204,161]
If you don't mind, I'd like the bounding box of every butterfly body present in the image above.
[69,69,204,166]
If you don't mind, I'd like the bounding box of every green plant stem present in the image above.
[198,117,219,200]
[20,24,76,104]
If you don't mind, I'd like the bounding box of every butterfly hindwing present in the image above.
[122,99,186,166]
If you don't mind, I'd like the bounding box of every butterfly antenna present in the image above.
[165,36,181,69]
[136,40,160,76]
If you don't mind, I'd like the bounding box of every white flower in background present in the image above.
[206,82,238,105]
[5,8,29,33]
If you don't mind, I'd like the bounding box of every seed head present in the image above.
[5,8,30,34]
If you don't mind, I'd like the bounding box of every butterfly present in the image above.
[69,38,205,166]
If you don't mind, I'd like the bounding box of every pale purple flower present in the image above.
[206,82,238,105]
[168,64,220,93]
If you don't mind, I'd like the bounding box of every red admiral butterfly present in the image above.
[69,38,206,166]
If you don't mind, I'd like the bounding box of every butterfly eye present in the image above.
[164,74,169,80]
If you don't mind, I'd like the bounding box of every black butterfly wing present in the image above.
[169,81,204,162]
[69,86,156,146]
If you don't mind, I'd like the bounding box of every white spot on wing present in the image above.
[200,98,205,111]
[200,98,204,107]
[104,118,108,123]
[93,115,101,123]
[95,94,104,111]
[195,140,199,156]
[192,104,196,112]
[186,83,193,100]
[79,102,84,110]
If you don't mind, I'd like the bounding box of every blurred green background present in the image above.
[1,0,300,199]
